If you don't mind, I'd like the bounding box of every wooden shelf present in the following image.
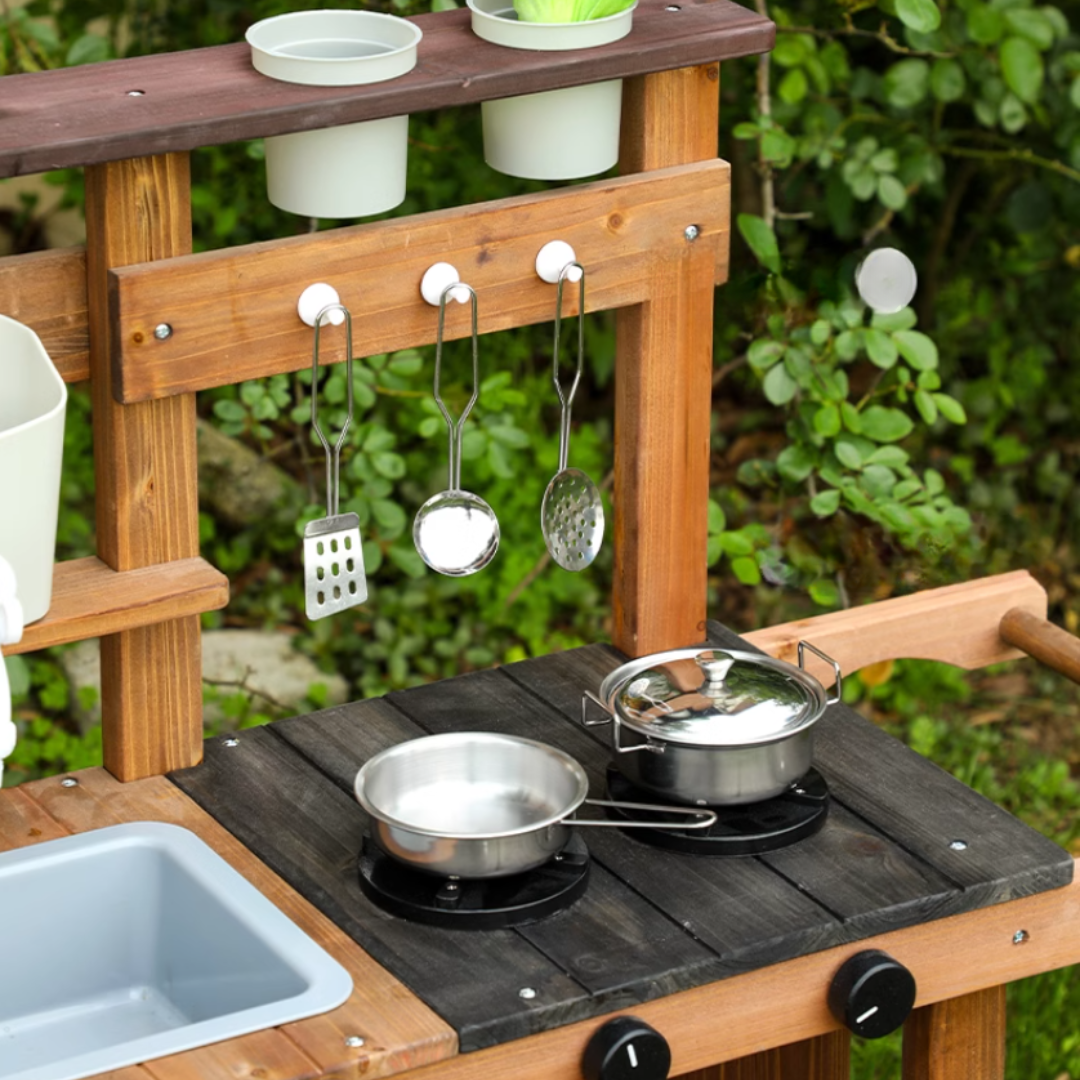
[2,556,229,656]
[0,0,772,178]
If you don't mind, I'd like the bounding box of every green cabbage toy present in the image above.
[513,0,633,22]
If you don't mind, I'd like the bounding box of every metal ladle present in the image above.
[412,283,500,577]
[540,262,604,571]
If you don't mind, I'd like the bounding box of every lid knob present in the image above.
[696,652,735,685]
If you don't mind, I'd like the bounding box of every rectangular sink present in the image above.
[0,821,353,1080]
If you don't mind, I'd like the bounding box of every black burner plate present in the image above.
[606,766,830,855]
[357,832,590,929]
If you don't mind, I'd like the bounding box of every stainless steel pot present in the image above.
[583,642,842,806]
[353,731,716,879]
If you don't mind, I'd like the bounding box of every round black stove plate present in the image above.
[605,766,830,855]
[357,832,590,929]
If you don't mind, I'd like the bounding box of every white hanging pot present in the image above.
[466,0,635,181]
[0,315,67,625]
[247,10,422,219]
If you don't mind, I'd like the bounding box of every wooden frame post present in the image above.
[902,988,1006,1080]
[85,153,204,781]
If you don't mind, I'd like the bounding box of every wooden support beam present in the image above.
[902,987,1006,1080]
[612,64,721,658]
[85,153,204,782]
[702,1032,850,1079]
[1,557,228,657]
[109,162,730,403]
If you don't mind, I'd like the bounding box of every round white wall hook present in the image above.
[421,262,470,306]
[298,283,345,327]
[536,240,583,284]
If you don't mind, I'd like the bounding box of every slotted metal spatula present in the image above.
[304,303,367,620]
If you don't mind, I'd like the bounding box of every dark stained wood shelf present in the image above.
[0,0,773,178]
[170,622,1073,1055]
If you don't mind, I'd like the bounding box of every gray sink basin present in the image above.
[0,821,354,1080]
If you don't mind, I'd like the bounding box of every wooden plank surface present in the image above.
[85,154,204,781]
[1,556,228,657]
[0,246,89,382]
[110,162,730,403]
[612,65,720,657]
[0,0,772,179]
[6,767,457,1080]
[902,987,1007,1080]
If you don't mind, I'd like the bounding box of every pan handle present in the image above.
[566,800,717,830]
[798,640,843,705]
[1000,608,1080,686]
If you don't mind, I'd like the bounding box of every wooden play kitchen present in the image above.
[2,0,1080,1077]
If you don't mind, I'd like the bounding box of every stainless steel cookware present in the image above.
[353,731,716,878]
[583,643,842,806]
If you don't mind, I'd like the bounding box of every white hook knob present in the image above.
[855,249,917,314]
[536,240,583,284]
[298,283,345,327]
[421,263,470,306]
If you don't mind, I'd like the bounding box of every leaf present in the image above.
[719,531,755,556]
[707,535,723,567]
[835,329,861,360]
[814,404,842,438]
[999,93,1028,133]
[763,363,798,405]
[861,406,915,442]
[809,579,840,607]
[835,438,864,469]
[371,451,406,479]
[213,399,246,423]
[1000,36,1044,103]
[914,388,939,424]
[930,58,966,102]
[488,424,530,448]
[871,307,918,332]
[841,402,863,434]
[66,33,110,66]
[865,328,900,368]
[737,213,781,274]
[778,68,809,104]
[893,330,939,371]
[371,498,407,532]
[748,338,785,370]
[924,468,945,496]
[4,656,30,699]
[707,500,727,534]
[933,393,968,423]
[893,478,923,501]
[810,489,842,516]
[775,445,814,483]
[897,0,941,32]
[773,34,813,66]
[363,426,396,453]
[861,464,897,497]
[967,4,1004,44]
[883,59,930,109]
[810,319,832,345]
[733,122,761,139]
[1004,8,1055,50]
[866,445,909,466]
[761,129,797,166]
[731,556,762,586]
[870,148,899,173]
[388,349,424,376]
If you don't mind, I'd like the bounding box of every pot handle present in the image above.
[580,691,666,755]
[566,800,717,830]
[580,689,613,727]
[798,640,843,705]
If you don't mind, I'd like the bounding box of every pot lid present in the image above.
[602,648,827,747]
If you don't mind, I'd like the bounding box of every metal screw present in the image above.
[222,737,239,748]
[60,777,78,788]
[153,323,173,340]
[684,224,700,242]
[949,839,968,851]
[444,881,460,892]
[126,89,145,96]
[666,4,681,9]
[1013,930,1029,945]
[518,987,537,1000]
[344,1035,366,1048]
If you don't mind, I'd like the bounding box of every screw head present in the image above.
[344,1035,366,1048]
[153,323,173,340]
[684,224,701,242]
[518,987,537,1000]
[949,839,968,851]
[222,737,239,748]
[60,777,79,788]
[126,89,145,96]
[1013,930,1029,945]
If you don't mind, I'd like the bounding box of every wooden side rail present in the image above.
[109,162,730,403]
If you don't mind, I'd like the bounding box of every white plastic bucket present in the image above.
[467,0,635,181]
[0,314,67,625]
[246,10,422,219]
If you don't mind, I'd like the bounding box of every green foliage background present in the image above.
[2,0,1079,1072]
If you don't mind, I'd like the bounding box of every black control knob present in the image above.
[582,1016,671,1080]
[828,949,917,1039]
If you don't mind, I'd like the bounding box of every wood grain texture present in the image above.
[0,246,89,382]
[15,768,458,1080]
[85,154,203,781]
[710,1033,851,1079]
[743,571,1048,686]
[999,606,1080,685]
[109,162,730,402]
[902,987,1006,1080]
[612,65,721,657]
[1,556,228,657]
[0,0,772,179]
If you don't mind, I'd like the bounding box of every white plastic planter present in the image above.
[467,0,635,181]
[247,10,422,219]
[0,315,67,626]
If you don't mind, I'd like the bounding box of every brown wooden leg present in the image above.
[613,64,720,658]
[902,987,1006,1080]
[85,154,203,780]
[676,1031,851,1079]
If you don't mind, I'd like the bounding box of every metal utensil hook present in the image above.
[310,302,354,517]
[553,262,585,473]
[433,281,479,493]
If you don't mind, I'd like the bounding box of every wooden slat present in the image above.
[14,768,458,1080]
[1000,606,1080,685]
[902,987,1006,1080]
[0,0,772,179]
[0,247,89,382]
[1,556,228,657]
[612,64,720,657]
[85,154,203,781]
[711,1032,851,1079]
[0,784,70,849]
[742,571,1047,686]
[109,161,729,403]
